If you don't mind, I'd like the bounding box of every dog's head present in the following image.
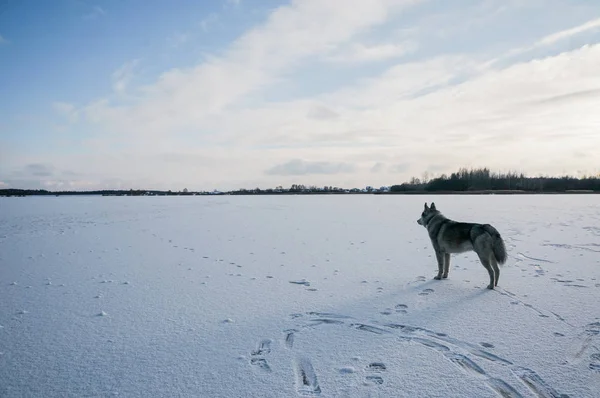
[417,202,438,226]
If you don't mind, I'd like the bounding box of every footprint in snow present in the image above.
[284,330,296,349]
[395,304,408,314]
[364,362,386,385]
[294,356,321,395]
[250,339,272,373]
[366,362,386,372]
[419,288,434,296]
[365,376,384,385]
[589,353,600,372]
[289,279,310,286]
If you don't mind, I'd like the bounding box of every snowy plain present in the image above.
[0,194,599,397]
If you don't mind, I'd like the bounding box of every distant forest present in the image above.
[1,167,599,196]
[389,167,600,193]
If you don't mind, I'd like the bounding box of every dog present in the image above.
[417,202,507,289]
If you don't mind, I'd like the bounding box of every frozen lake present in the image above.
[1,195,599,397]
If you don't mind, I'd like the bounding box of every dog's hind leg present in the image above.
[434,250,444,280]
[477,253,495,289]
[442,253,450,279]
[491,256,500,287]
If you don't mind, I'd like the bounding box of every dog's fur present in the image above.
[417,202,507,289]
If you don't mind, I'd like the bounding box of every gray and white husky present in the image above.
[417,202,507,289]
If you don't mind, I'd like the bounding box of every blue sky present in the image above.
[1,0,600,191]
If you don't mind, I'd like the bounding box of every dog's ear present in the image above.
[430,202,436,211]
[424,202,429,210]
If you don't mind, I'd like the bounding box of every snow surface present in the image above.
[1,195,599,397]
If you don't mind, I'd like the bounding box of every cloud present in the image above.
[81,0,423,138]
[371,162,385,173]
[200,13,219,32]
[537,17,600,47]
[52,102,79,123]
[327,41,417,63]
[497,16,600,63]
[265,159,356,176]
[389,163,411,173]
[168,32,189,48]
[24,164,54,177]
[11,1,600,191]
[112,60,140,94]
[307,105,339,120]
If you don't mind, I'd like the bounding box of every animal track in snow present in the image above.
[306,312,352,319]
[289,279,310,286]
[364,362,386,385]
[249,339,272,373]
[251,339,272,356]
[495,289,573,327]
[444,352,486,376]
[366,362,386,372]
[294,356,321,396]
[365,375,384,385]
[542,243,600,253]
[485,378,525,398]
[269,310,568,397]
[350,323,390,335]
[250,358,271,372]
[395,304,408,314]
[567,321,600,373]
[284,329,297,349]
[419,288,434,296]
[516,252,554,264]
[511,366,568,398]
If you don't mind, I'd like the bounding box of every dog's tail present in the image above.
[483,224,507,265]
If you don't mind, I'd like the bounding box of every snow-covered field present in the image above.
[1,195,599,397]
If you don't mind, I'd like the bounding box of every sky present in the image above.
[1,0,600,191]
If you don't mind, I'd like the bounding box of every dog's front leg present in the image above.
[434,250,444,280]
[442,253,450,279]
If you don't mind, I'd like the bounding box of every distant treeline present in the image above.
[0,189,203,197]
[390,168,600,193]
[1,167,599,197]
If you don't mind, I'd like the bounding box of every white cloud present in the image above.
[200,13,219,32]
[327,41,417,63]
[111,59,140,94]
[537,17,600,47]
[14,1,600,190]
[265,159,356,176]
[83,0,423,138]
[168,32,189,48]
[52,102,79,124]
[497,16,600,63]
